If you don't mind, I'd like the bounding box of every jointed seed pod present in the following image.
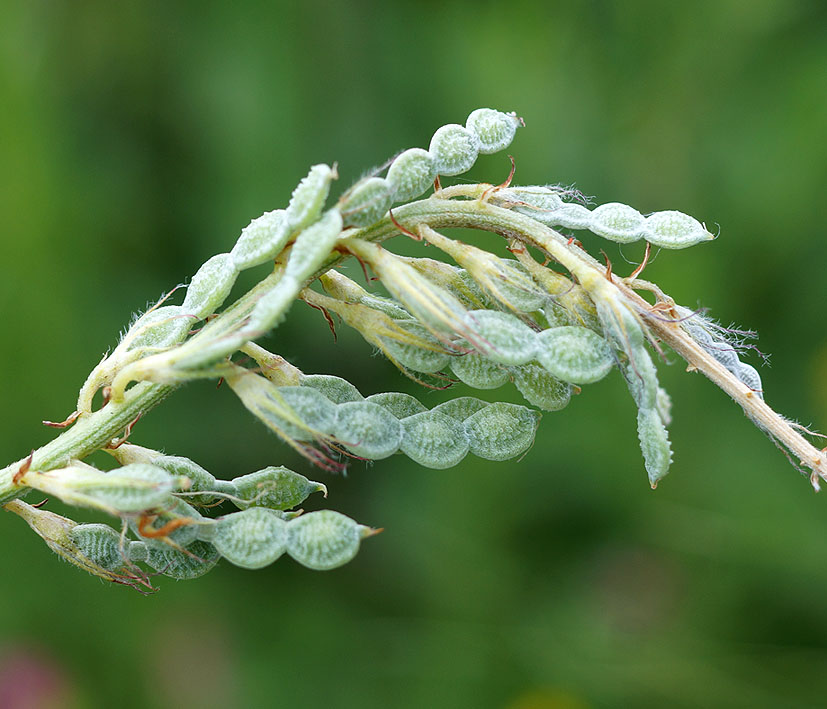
[150,455,219,506]
[365,392,428,419]
[300,374,364,404]
[449,353,510,390]
[464,310,538,366]
[126,305,193,350]
[643,211,713,249]
[400,411,469,470]
[70,523,129,572]
[134,498,203,549]
[144,539,219,579]
[463,402,541,461]
[396,257,488,310]
[465,108,521,154]
[283,209,344,284]
[284,163,336,233]
[534,326,615,385]
[339,177,393,228]
[736,362,764,398]
[231,209,289,270]
[386,148,436,202]
[432,396,488,422]
[589,203,645,244]
[286,510,371,571]
[231,466,326,511]
[213,508,288,570]
[333,401,404,460]
[380,321,452,374]
[636,407,673,488]
[273,385,339,440]
[512,362,572,412]
[182,253,239,319]
[429,124,479,176]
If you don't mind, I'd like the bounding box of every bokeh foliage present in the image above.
[1,1,825,707]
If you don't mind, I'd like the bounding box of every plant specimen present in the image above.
[2,108,823,591]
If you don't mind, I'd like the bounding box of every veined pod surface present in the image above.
[551,203,593,230]
[504,185,565,216]
[339,177,393,228]
[636,407,672,488]
[70,524,127,572]
[400,411,469,469]
[512,362,572,412]
[333,401,403,460]
[381,322,452,374]
[285,163,336,233]
[246,279,299,334]
[589,203,645,243]
[737,362,764,398]
[213,508,288,570]
[231,467,326,511]
[465,108,520,154]
[300,374,364,404]
[535,326,614,385]
[182,253,239,319]
[429,124,479,176]
[231,209,289,270]
[449,353,510,390]
[152,455,218,506]
[274,385,339,438]
[145,539,220,579]
[127,305,193,350]
[84,463,177,514]
[432,397,488,422]
[465,310,537,366]
[643,210,714,249]
[365,392,428,419]
[284,209,344,283]
[619,354,660,411]
[287,510,369,571]
[464,402,541,461]
[386,148,436,202]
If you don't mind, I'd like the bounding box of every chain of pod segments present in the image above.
[675,306,764,398]
[227,367,544,468]
[93,108,523,401]
[492,186,716,249]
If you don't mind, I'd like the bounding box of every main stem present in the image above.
[2,189,823,507]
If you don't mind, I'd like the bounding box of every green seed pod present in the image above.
[656,386,673,426]
[643,210,714,249]
[333,401,403,460]
[339,177,393,228]
[465,108,520,155]
[359,294,413,321]
[400,411,469,469]
[396,256,488,309]
[449,353,510,390]
[429,124,479,176]
[737,362,763,398]
[152,455,217,506]
[465,310,537,366]
[284,209,344,283]
[589,203,645,243]
[127,305,192,350]
[512,362,572,411]
[365,392,428,419]
[86,463,177,514]
[275,385,339,439]
[381,321,451,374]
[619,354,659,411]
[432,397,488,422]
[70,524,127,572]
[287,510,370,571]
[464,402,541,461]
[182,253,239,319]
[636,407,672,488]
[535,326,614,384]
[300,374,364,404]
[231,466,326,511]
[386,148,436,202]
[246,278,298,334]
[213,508,288,570]
[145,539,220,579]
[552,203,593,230]
[231,209,289,270]
[285,163,336,233]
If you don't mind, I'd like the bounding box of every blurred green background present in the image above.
[1,1,826,707]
